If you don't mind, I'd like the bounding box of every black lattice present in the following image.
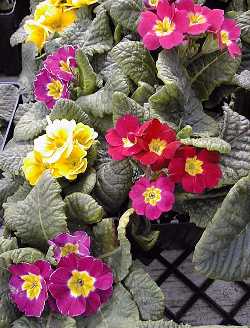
[134,246,250,325]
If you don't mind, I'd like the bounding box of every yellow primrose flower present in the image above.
[34,2,76,33]
[34,118,76,164]
[74,123,98,151]
[66,0,97,8]
[22,151,47,186]
[24,20,49,51]
[52,144,88,180]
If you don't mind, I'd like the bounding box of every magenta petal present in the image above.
[95,272,113,290]
[108,146,126,160]
[174,10,189,33]
[56,294,86,317]
[137,11,158,37]
[106,129,122,147]
[228,42,241,57]
[143,32,161,50]
[157,1,174,20]
[207,9,224,32]
[9,263,39,276]
[35,260,53,281]
[85,292,101,316]
[145,204,161,220]
[159,31,184,49]
[188,22,210,35]
[157,191,175,212]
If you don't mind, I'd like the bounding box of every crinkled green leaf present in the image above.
[154,50,218,135]
[14,102,48,142]
[76,49,97,96]
[0,84,19,122]
[18,43,37,103]
[220,105,250,184]
[110,0,143,32]
[176,125,193,139]
[65,192,104,224]
[93,219,118,255]
[138,321,191,328]
[94,159,133,213]
[233,70,250,90]
[180,137,231,154]
[12,314,77,328]
[0,237,17,254]
[131,222,160,251]
[0,175,22,208]
[132,81,156,106]
[5,182,32,205]
[236,10,250,44]
[63,168,96,195]
[88,114,113,134]
[111,41,157,86]
[124,266,165,320]
[188,50,240,101]
[0,248,44,265]
[79,284,139,328]
[50,99,91,125]
[101,209,133,282]
[0,144,33,175]
[175,190,226,228]
[4,171,67,250]
[193,174,250,280]
[112,92,150,124]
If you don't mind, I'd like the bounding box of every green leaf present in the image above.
[180,137,231,154]
[236,10,250,44]
[79,284,139,328]
[175,190,226,228]
[232,70,250,90]
[0,175,22,208]
[65,192,104,224]
[188,50,240,101]
[176,125,193,139]
[193,174,250,280]
[4,171,67,250]
[220,105,250,184]
[0,237,18,254]
[94,159,133,214]
[124,266,165,320]
[0,84,19,122]
[111,41,157,86]
[112,92,150,124]
[63,168,97,195]
[154,50,218,135]
[0,144,33,175]
[5,182,32,205]
[131,82,156,106]
[0,248,44,265]
[110,0,143,32]
[102,209,133,282]
[12,314,77,328]
[92,219,118,255]
[131,222,160,251]
[76,49,97,96]
[49,99,91,125]
[14,102,48,142]
[138,320,191,328]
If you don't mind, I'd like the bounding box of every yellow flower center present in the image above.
[122,137,135,148]
[47,79,64,100]
[149,138,167,156]
[154,18,175,36]
[61,243,79,257]
[67,270,95,298]
[185,156,204,176]
[149,0,159,7]
[60,60,71,73]
[21,273,42,300]
[143,186,162,206]
[220,30,231,46]
[188,13,206,26]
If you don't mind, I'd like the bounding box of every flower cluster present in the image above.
[22,118,98,185]
[34,46,77,109]
[9,231,113,317]
[24,0,97,50]
[138,0,241,57]
[106,115,222,220]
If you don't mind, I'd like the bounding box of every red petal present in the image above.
[202,163,222,189]
[168,157,186,183]
[105,129,122,146]
[182,174,206,193]
[198,149,220,163]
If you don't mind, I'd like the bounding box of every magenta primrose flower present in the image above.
[48,231,91,263]
[175,0,224,35]
[129,176,175,220]
[49,254,113,317]
[44,46,77,82]
[137,0,189,50]
[9,260,52,317]
[34,68,69,109]
[217,18,241,57]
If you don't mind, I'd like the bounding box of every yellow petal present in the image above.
[22,151,47,186]
[74,123,98,151]
[66,0,97,7]
[24,20,49,51]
